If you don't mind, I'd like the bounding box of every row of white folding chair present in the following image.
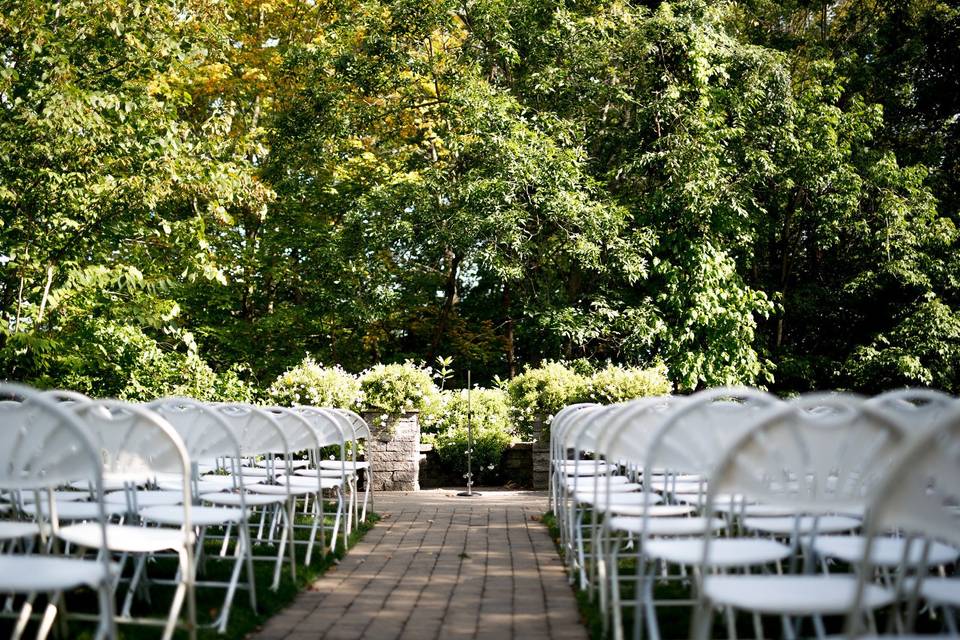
[691,393,960,639]
[0,392,364,638]
[552,391,888,640]
[0,385,117,640]
[591,389,959,640]
[0,385,194,640]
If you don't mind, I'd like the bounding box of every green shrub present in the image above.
[584,362,672,403]
[267,357,360,408]
[358,361,438,416]
[424,387,512,435]
[506,361,587,439]
[211,364,259,403]
[431,388,514,484]
[34,318,222,401]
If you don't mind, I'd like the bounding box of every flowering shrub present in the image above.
[506,361,587,439]
[266,357,360,408]
[358,362,438,416]
[424,387,512,435]
[430,388,514,484]
[584,362,672,403]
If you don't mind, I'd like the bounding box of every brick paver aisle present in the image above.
[252,489,588,640]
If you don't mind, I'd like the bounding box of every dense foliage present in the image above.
[426,388,513,483]
[3,0,958,395]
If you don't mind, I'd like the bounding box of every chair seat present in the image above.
[317,460,369,471]
[644,538,791,567]
[294,468,354,479]
[555,461,618,476]
[21,501,127,520]
[711,503,796,516]
[141,505,244,527]
[703,575,895,615]
[17,490,91,503]
[572,483,644,497]
[743,515,861,535]
[275,475,345,490]
[0,555,111,592]
[918,577,960,607]
[565,475,631,491]
[674,494,744,507]
[575,491,662,507]
[811,535,960,567]
[245,483,315,496]
[607,516,726,536]
[158,478,237,493]
[255,459,311,469]
[104,490,184,507]
[0,521,46,540]
[58,523,187,553]
[200,492,287,507]
[232,468,275,478]
[68,478,136,492]
[603,504,698,517]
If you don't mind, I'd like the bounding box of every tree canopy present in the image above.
[2,0,958,395]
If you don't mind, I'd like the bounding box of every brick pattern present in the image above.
[252,490,587,640]
[365,412,420,492]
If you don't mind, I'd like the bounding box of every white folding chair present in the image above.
[290,406,357,548]
[0,384,116,640]
[846,400,960,636]
[259,407,349,562]
[606,387,784,640]
[146,397,258,633]
[59,400,195,640]
[201,403,296,591]
[323,408,373,523]
[692,393,910,640]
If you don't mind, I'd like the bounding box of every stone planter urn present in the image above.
[362,410,420,491]
[531,414,550,490]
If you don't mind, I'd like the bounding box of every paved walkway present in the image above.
[252,489,588,640]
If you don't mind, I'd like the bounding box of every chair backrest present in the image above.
[865,388,956,434]
[148,397,244,463]
[73,400,194,545]
[862,401,960,548]
[73,400,192,483]
[708,393,909,515]
[550,403,600,467]
[291,407,350,448]
[0,384,104,491]
[147,398,247,496]
[551,403,599,448]
[329,408,370,440]
[564,404,622,455]
[598,396,683,467]
[42,389,93,404]
[210,403,289,459]
[262,406,321,454]
[643,387,782,478]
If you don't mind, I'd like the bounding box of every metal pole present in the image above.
[457,370,480,497]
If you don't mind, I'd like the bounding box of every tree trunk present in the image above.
[502,284,516,378]
[37,264,54,324]
[427,248,461,362]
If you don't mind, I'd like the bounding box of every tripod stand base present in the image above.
[456,491,482,497]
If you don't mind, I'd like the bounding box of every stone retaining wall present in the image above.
[532,415,550,490]
[363,411,420,491]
